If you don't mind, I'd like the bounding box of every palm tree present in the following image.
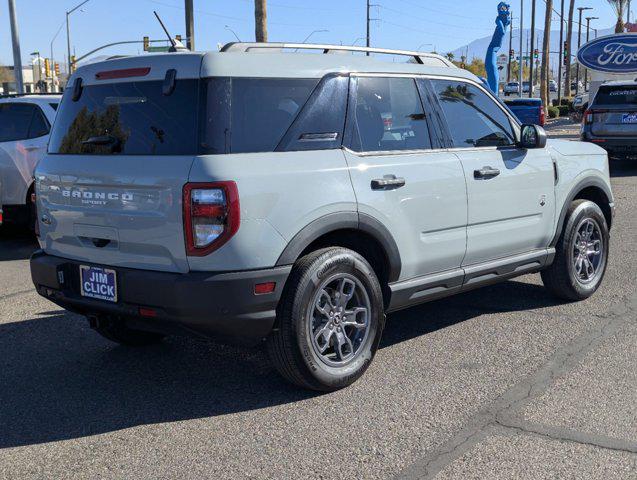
[564,0,576,97]
[540,0,554,109]
[446,52,455,62]
[607,0,628,33]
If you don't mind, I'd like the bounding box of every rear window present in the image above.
[594,86,637,106]
[201,78,318,154]
[49,79,199,155]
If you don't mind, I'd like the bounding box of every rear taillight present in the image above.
[584,110,594,125]
[539,106,546,126]
[183,182,239,256]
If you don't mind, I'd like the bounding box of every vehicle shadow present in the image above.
[0,279,564,449]
[0,225,38,261]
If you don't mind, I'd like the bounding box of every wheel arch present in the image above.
[551,177,613,247]
[275,212,402,292]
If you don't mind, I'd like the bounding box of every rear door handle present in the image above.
[474,166,501,179]
[371,175,406,190]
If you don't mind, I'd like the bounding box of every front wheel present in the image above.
[267,248,385,391]
[541,200,609,301]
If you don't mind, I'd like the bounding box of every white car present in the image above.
[0,94,60,227]
[503,81,519,96]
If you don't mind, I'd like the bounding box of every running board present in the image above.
[387,249,555,312]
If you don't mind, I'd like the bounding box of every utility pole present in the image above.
[575,7,592,96]
[529,0,536,98]
[255,0,267,42]
[507,12,514,83]
[557,0,564,103]
[540,0,553,109]
[519,0,524,97]
[7,0,24,93]
[185,0,194,50]
[366,0,371,54]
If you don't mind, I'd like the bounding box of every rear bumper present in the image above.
[581,135,637,158]
[30,251,291,346]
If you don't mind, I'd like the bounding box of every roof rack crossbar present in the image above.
[220,42,455,67]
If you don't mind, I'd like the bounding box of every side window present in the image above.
[28,107,50,138]
[277,75,349,152]
[431,79,516,148]
[350,77,431,152]
[0,103,36,142]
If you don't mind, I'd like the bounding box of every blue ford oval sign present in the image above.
[578,34,637,73]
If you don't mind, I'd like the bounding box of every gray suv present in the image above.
[31,43,614,391]
[581,81,637,160]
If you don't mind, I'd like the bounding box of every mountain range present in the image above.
[450,26,615,63]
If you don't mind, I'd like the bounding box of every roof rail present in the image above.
[0,92,62,99]
[220,42,456,67]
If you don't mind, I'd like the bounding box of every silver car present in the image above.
[31,43,614,391]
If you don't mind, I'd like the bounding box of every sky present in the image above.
[0,0,621,71]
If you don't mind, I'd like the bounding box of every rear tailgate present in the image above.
[591,108,637,137]
[591,85,637,138]
[36,54,203,274]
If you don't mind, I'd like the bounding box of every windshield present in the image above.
[49,79,199,155]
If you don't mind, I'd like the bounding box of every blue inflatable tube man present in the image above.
[485,2,511,94]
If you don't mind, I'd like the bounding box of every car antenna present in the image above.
[153,11,188,52]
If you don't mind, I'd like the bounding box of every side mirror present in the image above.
[519,124,547,149]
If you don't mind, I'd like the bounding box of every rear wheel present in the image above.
[541,200,609,301]
[267,248,385,391]
[89,316,166,346]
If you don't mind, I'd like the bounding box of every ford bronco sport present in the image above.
[30,43,614,391]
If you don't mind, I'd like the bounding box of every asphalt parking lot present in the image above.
[1,122,635,479]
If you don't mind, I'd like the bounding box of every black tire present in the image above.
[541,200,609,301]
[267,247,385,391]
[90,316,166,346]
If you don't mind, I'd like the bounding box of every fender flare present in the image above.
[275,212,402,282]
[551,177,613,247]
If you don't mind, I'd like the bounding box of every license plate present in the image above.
[621,113,637,124]
[79,265,118,302]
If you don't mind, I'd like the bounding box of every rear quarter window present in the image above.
[201,78,319,154]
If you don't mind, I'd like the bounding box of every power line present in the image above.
[392,0,479,20]
[380,5,492,32]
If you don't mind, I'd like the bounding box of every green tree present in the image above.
[446,52,455,62]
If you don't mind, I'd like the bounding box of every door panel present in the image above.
[344,76,467,281]
[455,148,555,265]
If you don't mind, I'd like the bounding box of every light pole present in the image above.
[557,0,565,103]
[7,0,24,93]
[584,16,598,90]
[528,0,536,98]
[225,25,241,42]
[66,0,90,76]
[50,20,65,69]
[575,6,592,96]
[301,29,328,44]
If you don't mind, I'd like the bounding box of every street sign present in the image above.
[147,46,170,53]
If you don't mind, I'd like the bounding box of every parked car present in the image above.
[549,80,558,92]
[504,98,545,126]
[0,94,60,227]
[581,81,637,160]
[503,81,520,96]
[522,81,536,94]
[31,43,614,391]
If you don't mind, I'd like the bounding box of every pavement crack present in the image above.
[0,288,34,301]
[396,292,637,480]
